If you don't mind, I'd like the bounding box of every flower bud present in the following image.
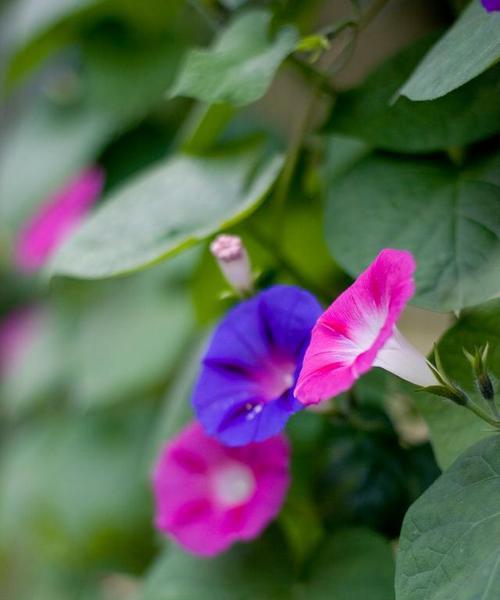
[464,344,495,402]
[210,234,253,296]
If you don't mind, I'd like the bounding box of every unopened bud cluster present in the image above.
[422,343,499,428]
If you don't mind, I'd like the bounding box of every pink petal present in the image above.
[15,167,104,272]
[295,249,416,405]
[152,422,290,556]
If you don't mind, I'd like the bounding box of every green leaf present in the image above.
[72,283,193,407]
[326,37,500,152]
[3,0,99,83]
[325,155,500,311]
[50,144,284,279]
[317,407,412,539]
[399,2,500,101]
[323,134,371,181]
[143,531,295,600]
[144,526,394,600]
[177,103,236,155]
[0,35,184,232]
[170,10,298,106]
[396,435,500,600]
[306,529,395,600]
[0,306,69,415]
[3,0,184,84]
[415,299,500,470]
[146,333,209,469]
[0,96,113,232]
[0,407,156,573]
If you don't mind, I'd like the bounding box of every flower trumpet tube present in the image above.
[152,422,290,556]
[295,249,437,406]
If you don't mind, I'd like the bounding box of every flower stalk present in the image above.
[422,345,500,430]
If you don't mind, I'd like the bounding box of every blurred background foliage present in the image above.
[0,0,499,599]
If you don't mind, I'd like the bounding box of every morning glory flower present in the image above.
[152,422,290,556]
[295,249,436,406]
[15,167,104,272]
[192,285,322,446]
[481,0,500,12]
[210,234,253,295]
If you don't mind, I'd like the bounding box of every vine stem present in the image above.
[465,400,500,429]
[282,0,392,219]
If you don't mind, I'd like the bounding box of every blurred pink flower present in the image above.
[481,0,500,12]
[295,249,436,406]
[152,422,290,556]
[0,307,42,376]
[15,167,104,272]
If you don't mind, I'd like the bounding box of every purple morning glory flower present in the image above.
[192,285,322,447]
[481,0,500,11]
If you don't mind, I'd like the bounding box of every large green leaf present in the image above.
[325,155,500,311]
[50,144,284,279]
[396,435,500,600]
[0,35,184,233]
[306,529,395,600]
[143,532,294,600]
[326,37,500,152]
[72,283,193,407]
[399,2,500,101]
[3,0,184,84]
[0,407,156,573]
[143,527,394,600]
[0,97,113,232]
[170,10,298,106]
[414,299,500,470]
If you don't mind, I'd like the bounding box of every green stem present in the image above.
[489,400,500,420]
[466,400,500,429]
[357,0,391,30]
[272,86,328,245]
[186,0,220,31]
[288,56,337,97]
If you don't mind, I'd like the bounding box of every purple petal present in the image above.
[192,285,321,446]
[481,0,500,12]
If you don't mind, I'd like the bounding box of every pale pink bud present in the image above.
[210,234,253,295]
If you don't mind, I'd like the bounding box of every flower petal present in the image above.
[193,285,321,445]
[153,422,290,556]
[295,249,416,404]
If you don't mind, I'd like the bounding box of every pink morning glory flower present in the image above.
[481,0,500,12]
[295,249,436,406]
[152,422,290,556]
[0,307,42,376]
[192,285,322,447]
[15,167,104,272]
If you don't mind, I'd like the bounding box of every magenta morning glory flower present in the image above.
[192,285,322,446]
[152,422,290,556]
[481,0,500,12]
[15,167,104,272]
[295,249,437,406]
[0,307,42,376]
